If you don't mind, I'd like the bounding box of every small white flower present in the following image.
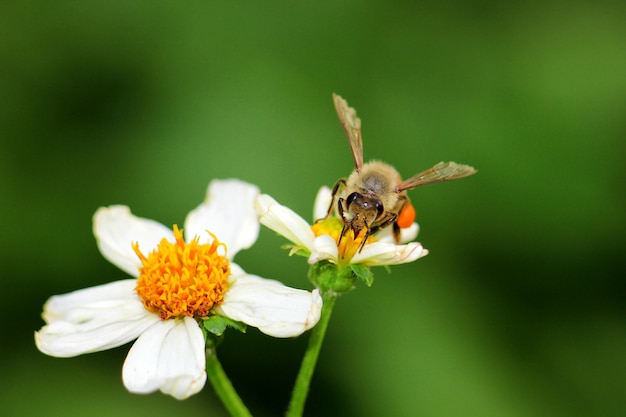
[256,186,428,267]
[35,179,322,400]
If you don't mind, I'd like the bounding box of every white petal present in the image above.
[217,272,322,338]
[123,316,206,400]
[351,241,429,266]
[308,235,339,264]
[35,280,160,357]
[41,279,138,322]
[255,194,316,251]
[185,179,260,259]
[376,222,420,244]
[312,185,333,221]
[94,206,174,277]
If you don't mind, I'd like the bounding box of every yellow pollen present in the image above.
[133,225,230,320]
[312,217,376,261]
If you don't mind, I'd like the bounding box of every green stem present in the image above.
[286,291,337,417]
[206,348,252,417]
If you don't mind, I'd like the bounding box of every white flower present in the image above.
[256,186,428,267]
[35,179,322,400]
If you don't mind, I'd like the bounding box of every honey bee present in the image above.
[326,93,477,250]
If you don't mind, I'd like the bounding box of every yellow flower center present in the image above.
[133,225,230,320]
[311,217,376,261]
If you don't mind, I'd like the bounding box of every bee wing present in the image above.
[396,161,477,191]
[333,93,364,171]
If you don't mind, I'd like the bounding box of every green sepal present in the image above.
[202,315,247,337]
[350,263,374,286]
[308,260,358,294]
[282,244,310,258]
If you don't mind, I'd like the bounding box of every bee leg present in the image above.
[323,179,346,219]
[369,212,397,236]
[339,223,349,246]
[392,222,401,244]
[357,226,372,252]
[337,197,349,246]
[356,213,396,253]
[337,197,348,221]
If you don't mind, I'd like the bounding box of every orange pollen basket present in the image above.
[133,225,230,320]
[396,202,416,229]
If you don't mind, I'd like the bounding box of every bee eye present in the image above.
[374,199,384,216]
[346,192,361,207]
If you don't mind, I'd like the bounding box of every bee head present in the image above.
[345,192,384,225]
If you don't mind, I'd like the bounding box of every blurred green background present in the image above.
[1,1,624,416]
